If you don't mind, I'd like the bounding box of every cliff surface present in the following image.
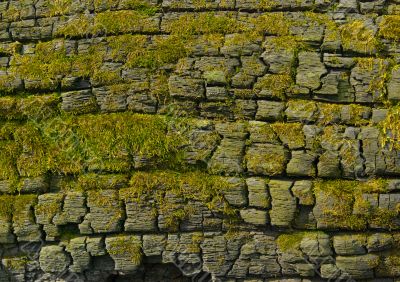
[0,0,400,281]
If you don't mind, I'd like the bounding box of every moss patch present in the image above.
[313,179,398,230]
[378,15,400,41]
[120,170,237,230]
[379,105,400,150]
[277,231,325,252]
[0,113,187,179]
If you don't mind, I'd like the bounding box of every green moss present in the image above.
[109,34,188,70]
[378,15,400,41]
[56,6,159,37]
[75,173,129,191]
[356,58,393,100]
[107,235,142,265]
[340,20,381,54]
[271,122,305,148]
[254,74,294,100]
[379,105,400,150]
[11,40,72,88]
[165,12,241,37]
[120,170,237,231]
[277,231,325,252]
[250,13,292,36]
[0,94,60,121]
[45,0,73,16]
[0,113,187,178]
[318,103,342,125]
[0,195,15,220]
[313,179,396,230]
[258,0,278,10]
[2,257,28,271]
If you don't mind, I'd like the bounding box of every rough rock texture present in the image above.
[0,0,400,281]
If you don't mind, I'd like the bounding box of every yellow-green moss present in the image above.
[254,74,294,100]
[318,103,342,125]
[56,7,159,37]
[107,235,142,265]
[379,105,400,150]
[340,20,381,54]
[0,94,60,121]
[0,113,187,178]
[0,195,15,220]
[75,173,129,191]
[120,170,236,230]
[271,122,305,148]
[277,231,326,252]
[356,58,393,100]
[165,12,241,37]
[378,15,400,41]
[313,179,396,230]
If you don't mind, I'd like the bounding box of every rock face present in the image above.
[0,0,400,281]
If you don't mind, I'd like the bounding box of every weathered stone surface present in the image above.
[286,151,316,177]
[291,180,314,206]
[61,90,98,114]
[105,235,142,273]
[208,139,245,174]
[39,246,70,273]
[296,52,327,90]
[388,67,400,101]
[53,191,86,225]
[66,237,91,273]
[335,254,380,279]
[246,177,270,208]
[256,101,285,121]
[80,190,124,234]
[169,75,205,100]
[240,209,268,225]
[367,233,394,252]
[269,180,296,227]
[143,234,166,257]
[333,234,367,255]
[246,144,289,175]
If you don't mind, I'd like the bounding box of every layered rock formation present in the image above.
[0,0,400,281]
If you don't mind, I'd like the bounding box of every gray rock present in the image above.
[296,52,327,90]
[286,151,317,177]
[333,234,367,255]
[223,177,248,207]
[246,177,270,208]
[105,235,142,273]
[367,233,394,252]
[39,246,70,273]
[261,43,294,74]
[61,90,98,114]
[291,180,314,206]
[66,237,90,273]
[335,254,379,279]
[86,236,106,257]
[240,209,268,225]
[53,191,87,225]
[388,67,400,101]
[269,180,296,227]
[208,139,245,174]
[124,201,157,232]
[80,190,124,234]
[143,234,166,257]
[169,75,205,100]
[206,87,230,101]
[255,101,285,121]
[320,263,341,279]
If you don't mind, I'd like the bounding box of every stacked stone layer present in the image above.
[1,0,400,281]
